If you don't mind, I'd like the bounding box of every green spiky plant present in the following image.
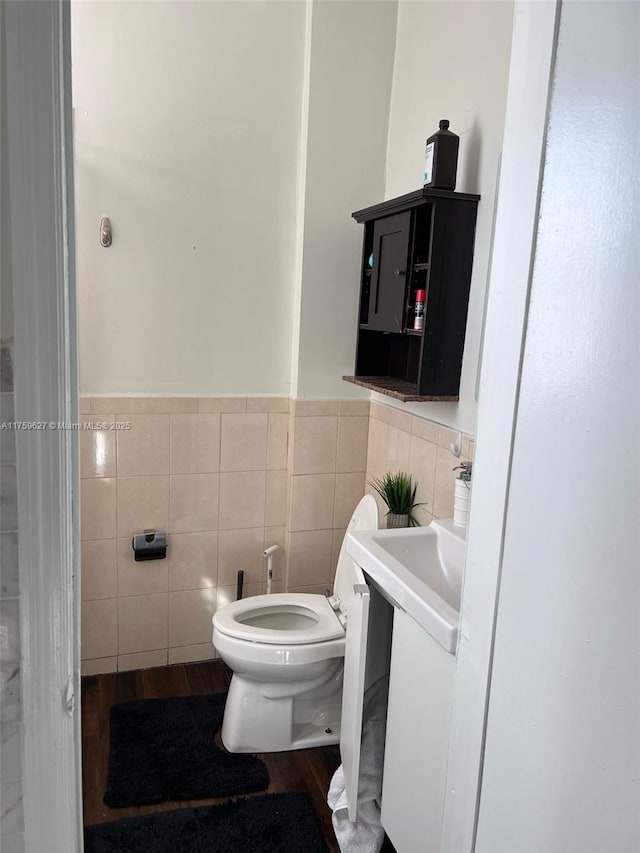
[369,471,424,527]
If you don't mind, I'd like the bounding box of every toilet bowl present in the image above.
[212,494,379,753]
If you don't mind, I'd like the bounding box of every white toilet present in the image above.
[212,495,379,753]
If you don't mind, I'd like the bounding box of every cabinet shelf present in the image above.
[342,375,459,402]
[358,324,423,336]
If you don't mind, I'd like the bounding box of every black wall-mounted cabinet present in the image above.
[344,187,480,401]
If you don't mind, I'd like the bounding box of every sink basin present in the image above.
[346,519,466,654]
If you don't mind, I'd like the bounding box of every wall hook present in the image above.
[449,430,463,458]
[99,215,112,247]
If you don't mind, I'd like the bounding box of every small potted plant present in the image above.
[369,471,423,528]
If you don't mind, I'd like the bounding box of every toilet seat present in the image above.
[213,494,379,653]
[213,593,344,645]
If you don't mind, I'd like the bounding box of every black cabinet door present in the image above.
[367,211,411,332]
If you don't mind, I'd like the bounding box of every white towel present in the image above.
[327,677,389,853]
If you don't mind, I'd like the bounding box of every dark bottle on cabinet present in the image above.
[423,119,459,191]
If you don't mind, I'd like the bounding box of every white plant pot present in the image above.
[387,513,410,529]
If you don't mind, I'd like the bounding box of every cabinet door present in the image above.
[368,212,411,332]
[339,583,370,822]
[381,610,455,853]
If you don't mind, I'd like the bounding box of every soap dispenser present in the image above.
[453,461,472,528]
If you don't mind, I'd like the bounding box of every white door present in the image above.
[4,2,83,851]
[475,2,640,850]
[339,581,371,822]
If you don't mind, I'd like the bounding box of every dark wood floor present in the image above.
[81,660,343,851]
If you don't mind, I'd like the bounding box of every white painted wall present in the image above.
[72,0,512,412]
[379,0,514,433]
[293,0,398,399]
[72,0,305,395]
[475,2,640,850]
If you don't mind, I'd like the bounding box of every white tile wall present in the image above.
[80,394,476,674]
[80,396,291,674]
[366,401,474,527]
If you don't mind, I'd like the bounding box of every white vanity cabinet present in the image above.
[344,521,465,849]
[381,608,456,853]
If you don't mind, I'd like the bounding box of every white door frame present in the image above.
[441,2,561,851]
[5,1,82,851]
[4,1,561,851]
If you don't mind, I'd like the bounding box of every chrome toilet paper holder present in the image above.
[131,529,167,562]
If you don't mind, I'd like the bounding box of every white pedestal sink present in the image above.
[346,518,466,653]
